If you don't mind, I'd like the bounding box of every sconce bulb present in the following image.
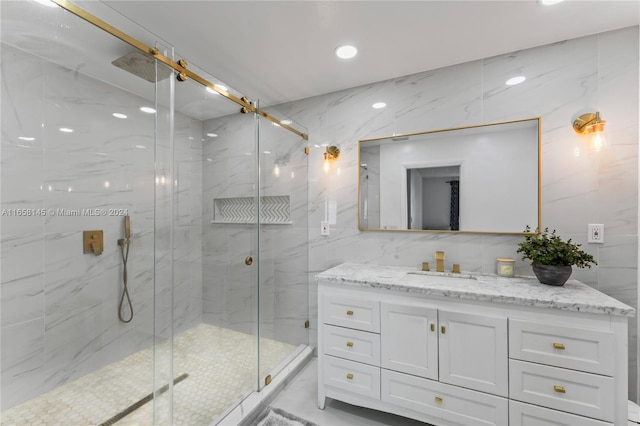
[324,159,330,173]
[591,132,607,152]
[274,164,280,177]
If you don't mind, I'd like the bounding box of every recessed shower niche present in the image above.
[212,195,292,224]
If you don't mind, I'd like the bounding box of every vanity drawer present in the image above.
[509,360,615,422]
[323,325,380,366]
[322,295,380,332]
[322,355,380,400]
[509,400,611,426]
[382,369,508,426]
[509,319,615,375]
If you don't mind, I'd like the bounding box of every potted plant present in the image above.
[516,226,597,286]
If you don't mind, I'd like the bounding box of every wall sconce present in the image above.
[323,145,340,173]
[573,111,607,152]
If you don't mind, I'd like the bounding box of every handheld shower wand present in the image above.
[118,215,133,323]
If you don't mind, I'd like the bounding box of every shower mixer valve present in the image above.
[83,230,104,255]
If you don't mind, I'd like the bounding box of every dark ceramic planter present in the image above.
[532,264,572,286]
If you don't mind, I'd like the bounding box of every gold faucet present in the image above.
[435,251,445,273]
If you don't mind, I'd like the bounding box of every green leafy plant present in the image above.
[517,226,597,268]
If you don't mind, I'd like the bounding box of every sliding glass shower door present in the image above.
[0,1,174,424]
[256,104,310,391]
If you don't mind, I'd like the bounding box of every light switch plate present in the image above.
[320,221,330,236]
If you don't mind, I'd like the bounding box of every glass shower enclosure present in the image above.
[0,1,309,424]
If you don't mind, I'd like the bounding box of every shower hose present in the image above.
[118,238,133,323]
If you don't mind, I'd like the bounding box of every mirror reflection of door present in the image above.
[407,165,460,230]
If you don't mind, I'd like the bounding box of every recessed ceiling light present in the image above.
[140,106,156,114]
[263,151,271,154]
[372,102,387,109]
[134,144,146,149]
[335,45,358,59]
[206,133,218,138]
[506,76,526,86]
[281,119,292,125]
[19,136,35,141]
[112,113,127,119]
[59,127,73,133]
[539,0,564,5]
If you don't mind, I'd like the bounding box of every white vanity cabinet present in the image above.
[381,303,508,397]
[317,263,634,426]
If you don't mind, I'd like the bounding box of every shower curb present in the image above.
[218,346,314,426]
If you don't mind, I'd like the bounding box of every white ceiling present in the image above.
[102,0,640,107]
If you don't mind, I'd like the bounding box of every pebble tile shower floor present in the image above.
[1,323,296,426]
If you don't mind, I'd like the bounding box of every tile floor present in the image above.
[1,323,297,426]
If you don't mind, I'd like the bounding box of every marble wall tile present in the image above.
[0,319,45,408]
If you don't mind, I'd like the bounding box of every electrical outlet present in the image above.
[588,224,604,244]
[320,221,330,236]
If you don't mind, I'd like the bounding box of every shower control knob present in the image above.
[245,256,253,266]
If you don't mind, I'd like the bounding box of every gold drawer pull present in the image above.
[430,323,435,332]
[346,310,354,316]
[346,373,354,380]
[553,385,566,393]
[346,341,354,347]
[435,396,443,404]
[441,325,446,334]
[553,342,565,350]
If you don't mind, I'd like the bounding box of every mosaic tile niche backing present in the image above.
[212,196,291,224]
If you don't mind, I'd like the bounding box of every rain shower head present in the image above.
[111,50,172,83]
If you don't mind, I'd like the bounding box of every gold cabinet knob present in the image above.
[346,373,353,380]
[441,325,446,334]
[553,342,565,350]
[245,256,253,266]
[553,385,566,393]
[435,396,443,404]
[430,323,435,332]
[346,341,354,348]
[346,310,354,316]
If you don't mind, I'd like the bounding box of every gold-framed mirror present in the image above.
[358,117,541,234]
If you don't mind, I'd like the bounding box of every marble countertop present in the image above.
[316,263,635,317]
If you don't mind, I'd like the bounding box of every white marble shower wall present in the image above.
[201,112,309,347]
[275,26,639,399]
[0,43,203,410]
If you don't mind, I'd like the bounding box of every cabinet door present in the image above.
[381,303,438,379]
[439,310,508,397]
